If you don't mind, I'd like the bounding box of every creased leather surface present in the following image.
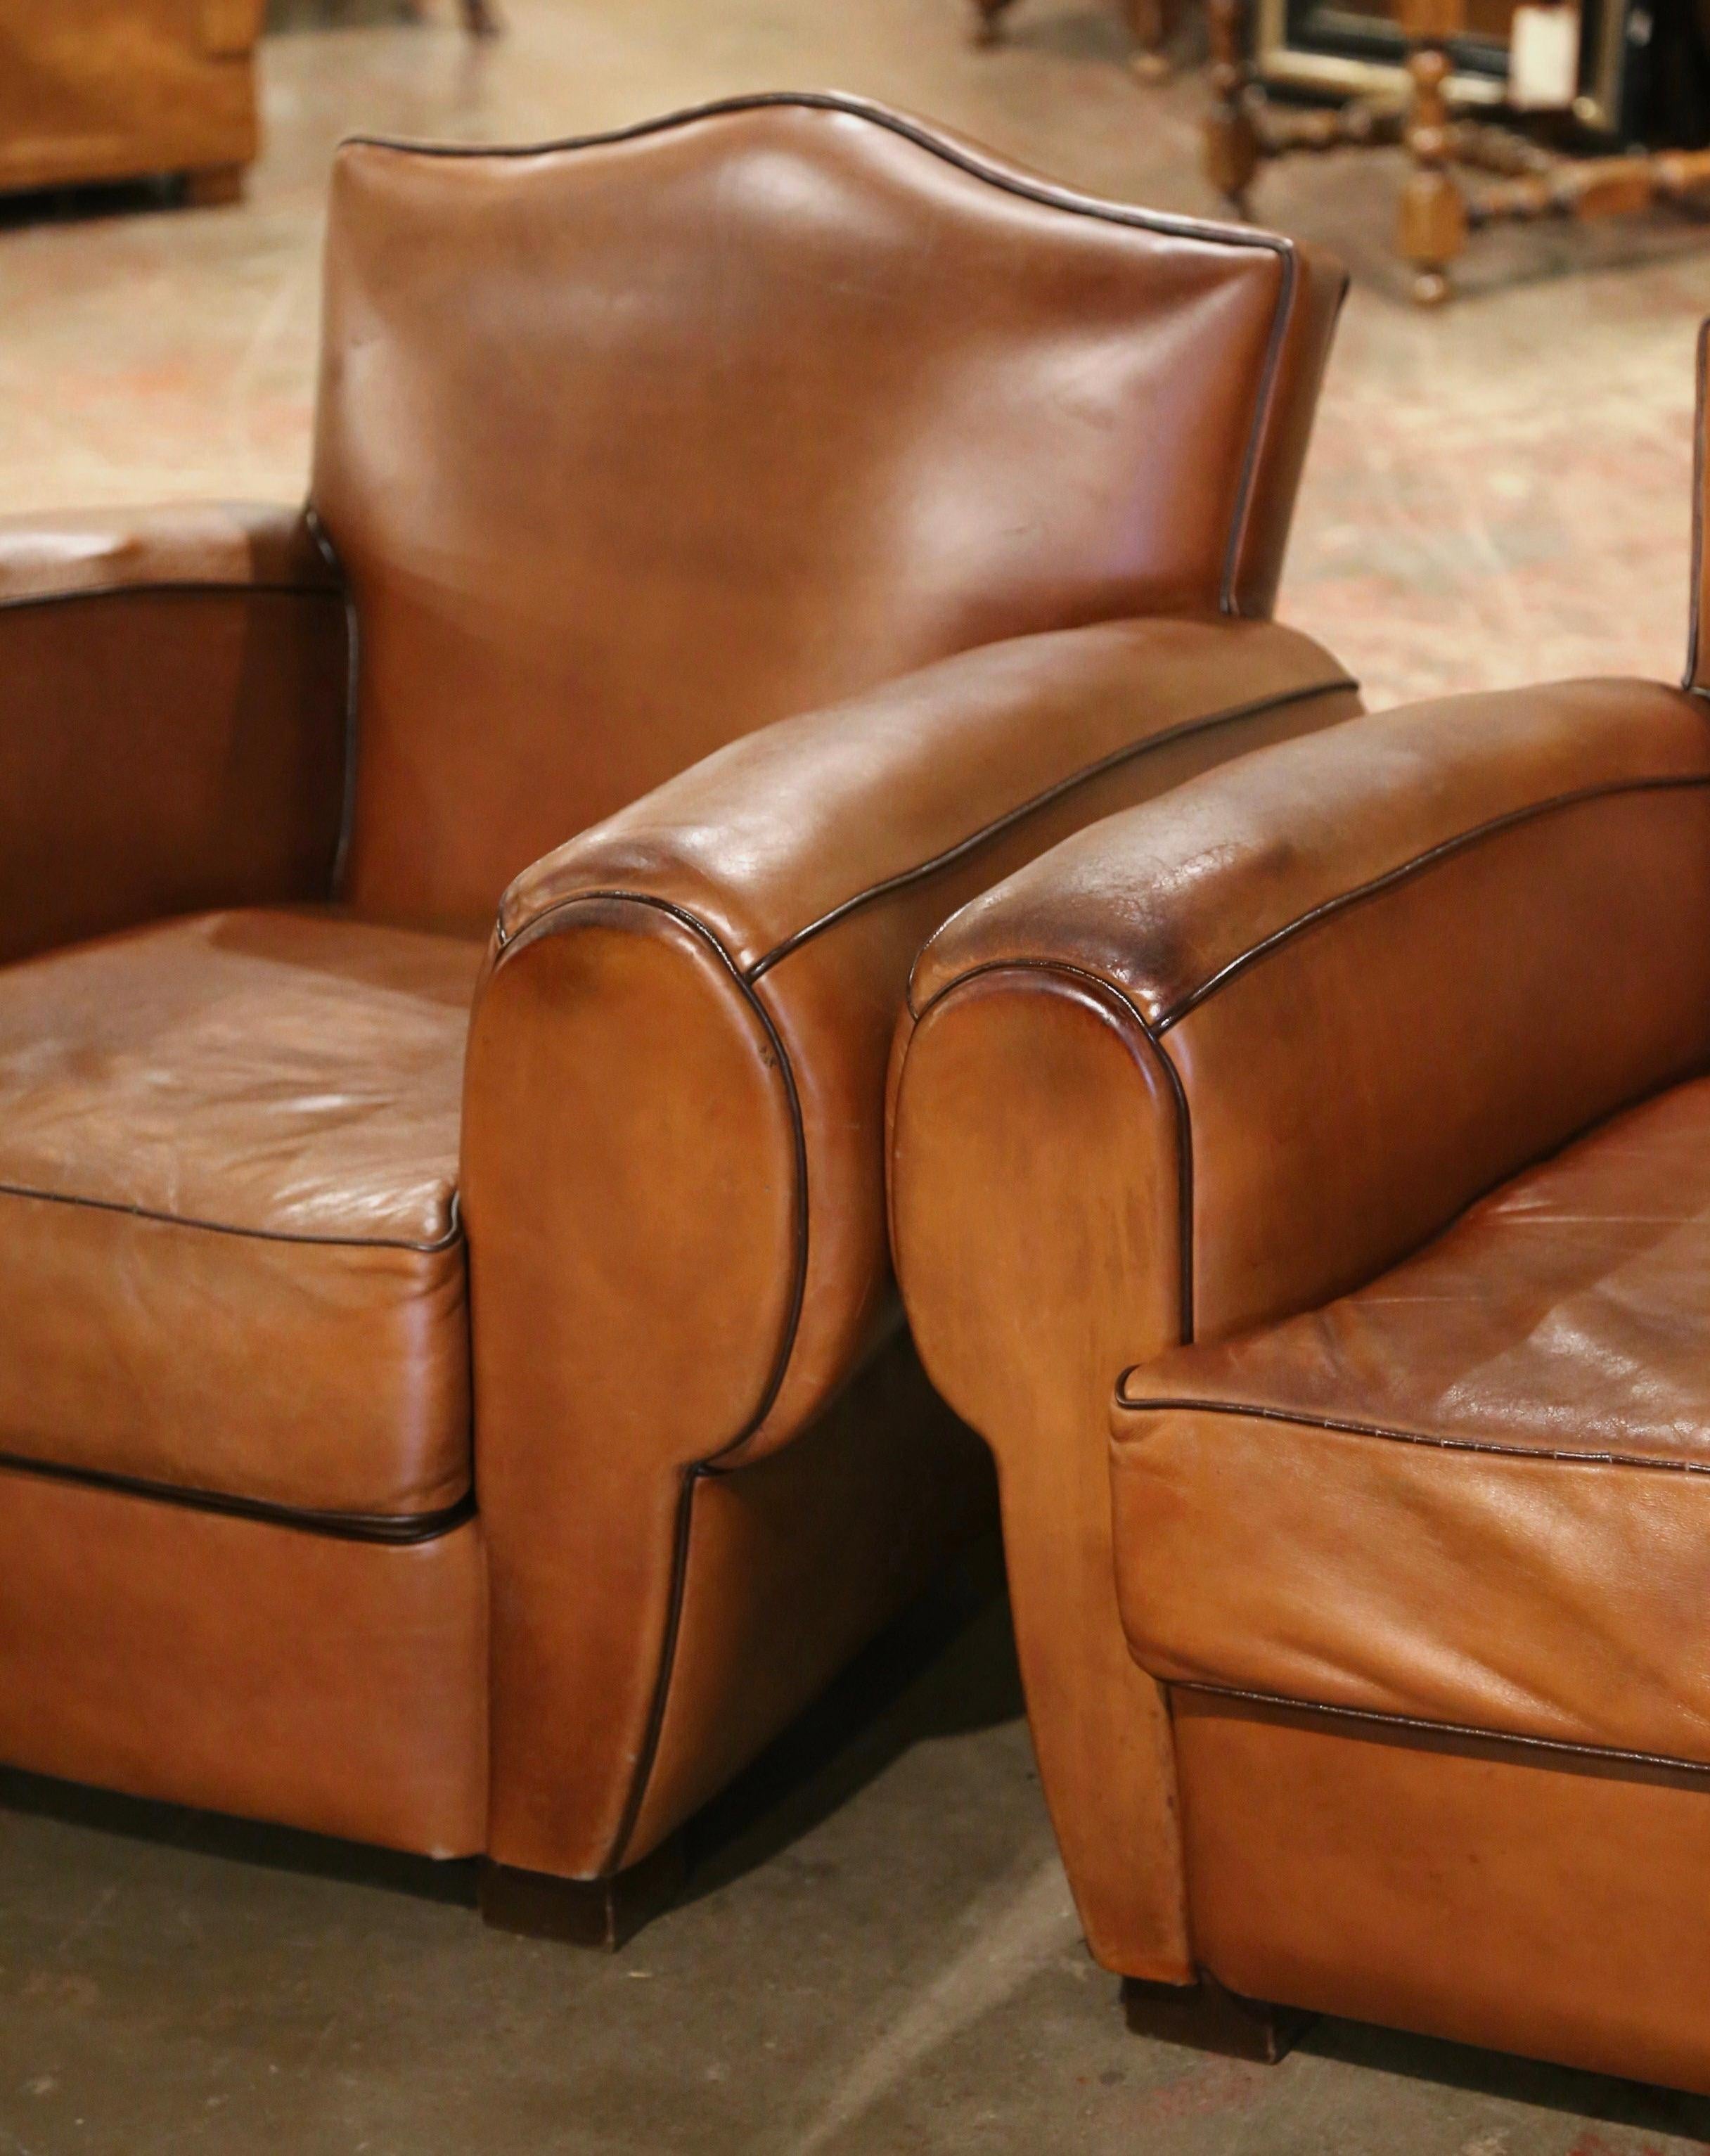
[1114,1077,1710,1765]
[911,678,1710,1025]
[0,909,481,1515]
[314,96,1342,928]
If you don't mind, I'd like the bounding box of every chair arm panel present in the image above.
[0,501,347,962]
[911,677,1710,1345]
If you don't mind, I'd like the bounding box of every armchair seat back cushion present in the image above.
[0,908,481,1522]
[1112,1072,1710,1771]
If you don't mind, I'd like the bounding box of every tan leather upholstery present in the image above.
[3,96,1352,1893]
[1172,1697,1710,2100]
[0,909,479,1518]
[888,430,1710,2094]
[0,501,347,967]
[0,1473,488,1856]
[1116,1074,1710,1766]
[466,621,1358,1879]
[314,95,1346,930]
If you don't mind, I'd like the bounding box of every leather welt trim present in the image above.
[1172,1681,1710,1780]
[0,1178,463,1255]
[305,502,361,897]
[1113,1392,1710,1477]
[344,91,1288,260]
[1155,771,1710,1034]
[0,581,342,614]
[750,674,1358,984]
[0,1450,474,1544]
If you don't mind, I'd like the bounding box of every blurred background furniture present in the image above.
[394,0,499,36]
[972,0,1185,80]
[1207,0,1710,297]
[0,0,265,203]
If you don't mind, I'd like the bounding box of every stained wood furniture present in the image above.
[972,0,1185,81]
[1207,0,1710,299]
[0,0,266,205]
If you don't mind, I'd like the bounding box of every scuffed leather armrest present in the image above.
[898,676,1710,1371]
[0,501,349,963]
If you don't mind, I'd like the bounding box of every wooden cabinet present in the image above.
[0,0,264,202]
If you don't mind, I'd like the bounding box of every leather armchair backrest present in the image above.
[311,93,1344,930]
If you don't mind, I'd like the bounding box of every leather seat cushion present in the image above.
[0,908,482,1520]
[1112,1074,1710,1768]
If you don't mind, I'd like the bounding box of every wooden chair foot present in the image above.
[182,165,244,209]
[1122,1972,1314,2063]
[480,1834,686,1950]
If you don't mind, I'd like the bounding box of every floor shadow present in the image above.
[683,1536,1020,1902]
[1301,2013,1710,2145]
[0,1764,480,1906]
[0,177,186,231]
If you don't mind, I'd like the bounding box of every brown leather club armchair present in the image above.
[891,330,1710,2089]
[0,93,1358,1939]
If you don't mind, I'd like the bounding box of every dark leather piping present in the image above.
[340,89,1301,629]
[1215,244,1300,620]
[304,503,362,896]
[1688,314,1709,693]
[1171,1681,1710,1780]
[0,1176,463,1254]
[488,890,809,1873]
[601,1463,704,1878]
[747,674,1358,984]
[0,1448,474,1544]
[1113,1390,1710,1477]
[906,956,1197,1343]
[1154,771,1710,1034]
[0,581,341,613]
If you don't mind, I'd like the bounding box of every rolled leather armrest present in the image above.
[468,612,1358,1472]
[0,501,348,963]
[902,674,1710,1350]
[458,610,1357,1882]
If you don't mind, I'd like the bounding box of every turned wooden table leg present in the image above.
[1126,0,1178,82]
[1398,32,1468,302]
[183,164,244,207]
[1204,0,1261,215]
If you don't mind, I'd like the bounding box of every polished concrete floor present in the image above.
[6,5,1710,2153]
[7,1572,1710,2156]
